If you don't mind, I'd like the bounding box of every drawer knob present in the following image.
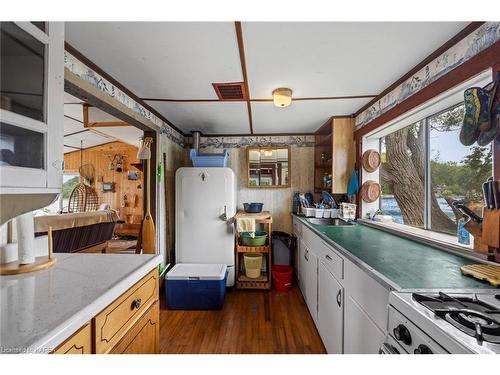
[131,298,142,310]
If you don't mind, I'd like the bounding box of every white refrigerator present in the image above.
[175,167,236,286]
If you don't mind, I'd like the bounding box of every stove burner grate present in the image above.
[413,292,500,344]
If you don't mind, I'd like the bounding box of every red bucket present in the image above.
[272,265,293,292]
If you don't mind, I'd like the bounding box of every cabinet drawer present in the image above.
[292,217,302,236]
[94,268,159,354]
[344,260,389,331]
[53,322,91,354]
[316,240,343,280]
[110,301,160,354]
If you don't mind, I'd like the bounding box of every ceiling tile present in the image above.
[64,116,85,135]
[242,22,468,98]
[146,101,250,134]
[64,131,114,150]
[65,22,243,99]
[251,98,372,134]
[64,103,84,121]
[91,126,143,147]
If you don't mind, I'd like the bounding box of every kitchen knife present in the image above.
[482,179,490,207]
[492,180,500,209]
[487,177,495,209]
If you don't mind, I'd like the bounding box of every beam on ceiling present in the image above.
[65,42,186,136]
[235,21,253,134]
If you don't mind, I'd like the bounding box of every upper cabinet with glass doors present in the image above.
[0,22,64,193]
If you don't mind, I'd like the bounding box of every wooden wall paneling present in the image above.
[64,141,144,222]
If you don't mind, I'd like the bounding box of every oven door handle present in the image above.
[379,342,400,354]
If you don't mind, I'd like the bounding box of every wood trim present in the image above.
[354,22,485,116]
[65,42,186,137]
[141,94,377,103]
[355,41,500,140]
[235,21,253,134]
[246,145,291,189]
[85,121,129,128]
[82,103,89,127]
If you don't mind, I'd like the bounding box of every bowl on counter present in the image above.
[243,202,264,213]
[240,231,268,246]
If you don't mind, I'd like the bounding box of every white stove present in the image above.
[382,291,500,354]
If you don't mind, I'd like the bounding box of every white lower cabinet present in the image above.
[318,261,343,354]
[344,295,386,354]
[304,244,318,323]
[293,217,390,354]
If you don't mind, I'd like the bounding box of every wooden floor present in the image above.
[159,285,326,354]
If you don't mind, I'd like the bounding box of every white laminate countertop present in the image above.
[0,253,162,353]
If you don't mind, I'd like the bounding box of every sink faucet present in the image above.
[371,209,383,221]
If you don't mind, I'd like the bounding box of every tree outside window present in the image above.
[379,103,492,237]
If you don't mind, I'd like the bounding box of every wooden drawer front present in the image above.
[94,268,159,353]
[110,301,159,354]
[316,240,343,280]
[53,323,91,354]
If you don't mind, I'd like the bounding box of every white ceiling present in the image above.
[148,101,250,134]
[63,94,143,153]
[65,22,468,135]
[252,98,372,133]
[242,22,468,98]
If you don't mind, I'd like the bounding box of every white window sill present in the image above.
[358,219,487,262]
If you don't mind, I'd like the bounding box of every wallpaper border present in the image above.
[355,22,500,129]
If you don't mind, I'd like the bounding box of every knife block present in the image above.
[482,208,500,262]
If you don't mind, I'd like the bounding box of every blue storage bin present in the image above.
[190,149,229,167]
[166,263,228,310]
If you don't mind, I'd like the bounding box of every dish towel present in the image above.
[347,169,359,196]
[237,217,256,238]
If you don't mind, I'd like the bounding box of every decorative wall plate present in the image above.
[361,180,381,203]
[362,149,381,173]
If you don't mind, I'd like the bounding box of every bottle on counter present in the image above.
[457,215,471,246]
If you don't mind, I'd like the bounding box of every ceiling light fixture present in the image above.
[272,88,292,108]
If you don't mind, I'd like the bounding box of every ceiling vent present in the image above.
[212,82,247,101]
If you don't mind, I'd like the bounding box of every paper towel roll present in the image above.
[17,212,35,264]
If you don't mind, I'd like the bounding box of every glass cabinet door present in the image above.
[0,22,63,191]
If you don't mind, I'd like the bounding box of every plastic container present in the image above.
[331,209,338,218]
[303,207,315,217]
[243,202,263,213]
[315,208,324,218]
[189,149,229,167]
[241,231,268,246]
[166,263,228,310]
[243,253,263,278]
[272,265,293,292]
[323,209,331,218]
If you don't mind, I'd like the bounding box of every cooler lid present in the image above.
[166,263,227,280]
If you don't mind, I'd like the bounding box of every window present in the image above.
[0,22,46,122]
[379,103,493,239]
[380,121,425,227]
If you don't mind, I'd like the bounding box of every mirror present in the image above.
[247,147,290,188]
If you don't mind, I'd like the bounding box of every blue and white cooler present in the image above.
[166,263,228,310]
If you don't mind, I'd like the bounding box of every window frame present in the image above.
[363,69,493,249]
[378,102,470,233]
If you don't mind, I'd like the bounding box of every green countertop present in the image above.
[295,216,496,290]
